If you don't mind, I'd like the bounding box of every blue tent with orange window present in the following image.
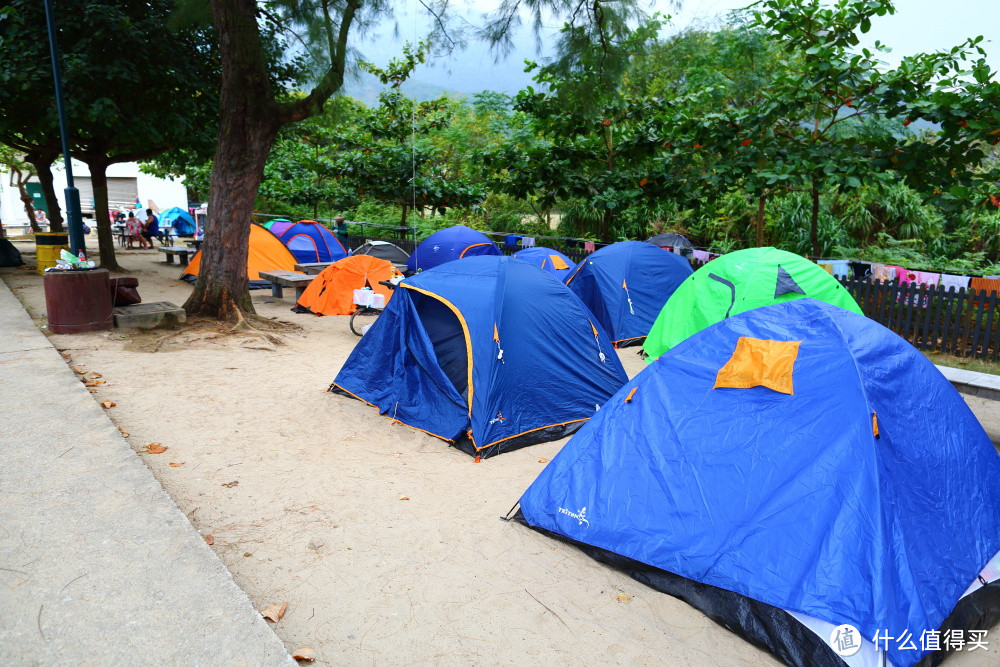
[565,241,693,347]
[406,225,501,274]
[512,247,576,281]
[515,299,1000,667]
[275,219,348,263]
[331,256,629,457]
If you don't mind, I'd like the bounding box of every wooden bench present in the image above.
[158,246,197,266]
[294,262,334,275]
[256,270,314,300]
[185,238,204,249]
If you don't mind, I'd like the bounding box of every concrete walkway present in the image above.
[0,279,292,664]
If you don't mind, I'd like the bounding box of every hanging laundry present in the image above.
[830,261,850,279]
[816,261,835,275]
[522,236,536,248]
[849,261,872,280]
[939,274,970,293]
[970,277,1000,306]
[691,249,711,263]
[504,234,523,249]
[872,264,899,283]
[583,241,595,253]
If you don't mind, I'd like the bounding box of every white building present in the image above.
[0,160,187,231]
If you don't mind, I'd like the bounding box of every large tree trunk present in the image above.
[85,158,122,270]
[184,0,280,320]
[809,178,820,257]
[27,154,63,233]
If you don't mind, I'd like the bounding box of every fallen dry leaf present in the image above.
[95,380,106,385]
[119,428,129,438]
[169,461,185,467]
[222,480,239,488]
[292,647,316,662]
[88,372,102,379]
[100,401,115,409]
[244,552,252,557]
[204,534,214,545]
[84,380,98,387]
[615,592,631,604]
[537,457,550,463]
[72,366,85,374]
[146,443,167,454]
[261,602,288,622]
[399,496,409,501]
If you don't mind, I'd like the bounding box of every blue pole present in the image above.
[42,0,85,256]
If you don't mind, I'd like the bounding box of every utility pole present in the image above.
[42,0,85,256]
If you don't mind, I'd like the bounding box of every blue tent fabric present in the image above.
[512,247,577,282]
[406,225,502,274]
[276,220,347,263]
[332,256,629,456]
[518,299,1000,667]
[159,207,196,236]
[565,240,693,346]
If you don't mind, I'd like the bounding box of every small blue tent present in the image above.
[565,241,693,347]
[406,225,501,274]
[159,207,196,237]
[276,220,347,263]
[516,299,1000,667]
[331,256,629,457]
[512,247,577,282]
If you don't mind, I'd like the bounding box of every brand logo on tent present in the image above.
[829,624,862,657]
[489,411,507,425]
[557,506,590,527]
[432,244,440,253]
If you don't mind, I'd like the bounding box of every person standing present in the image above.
[142,208,159,247]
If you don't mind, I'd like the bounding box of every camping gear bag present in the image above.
[109,277,141,306]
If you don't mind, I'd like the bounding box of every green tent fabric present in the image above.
[643,247,863,361]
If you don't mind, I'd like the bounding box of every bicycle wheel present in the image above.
[349,307,381,336]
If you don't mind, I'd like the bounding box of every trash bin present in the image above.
[35,232,69,275]
[43,268,113,333]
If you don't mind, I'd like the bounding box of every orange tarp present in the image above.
[182,223,297,281]
[295,255,394,315]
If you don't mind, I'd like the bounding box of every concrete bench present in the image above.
[294,262,334,275]
[158,246,197,266]
[256,270,314,300]
[114,301,186,329]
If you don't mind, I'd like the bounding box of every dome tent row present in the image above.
[274,219,348,263]
[565,241,693,347]
[515,299,1000,667]
[644,246,862,360]
[511,247,576,282]
[406,225,502,274]
[181,223,298,288]
[331,256,629,457]
[293,255,395,316]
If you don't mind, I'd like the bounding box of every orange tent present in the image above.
[181,223,298,287]
[294,255,395,315]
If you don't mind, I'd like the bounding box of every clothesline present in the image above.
[812,258,1000,294]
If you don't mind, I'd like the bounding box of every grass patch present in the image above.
[924,351,1000,376]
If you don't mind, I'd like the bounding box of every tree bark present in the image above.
[12,169,39,233]
[810,178,820,257]
[27,154,63,232]
[83,158,122,270]
[184,0,280,319]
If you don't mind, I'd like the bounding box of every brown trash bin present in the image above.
[43,268,113,333]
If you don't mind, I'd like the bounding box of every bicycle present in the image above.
[349,278,401,336]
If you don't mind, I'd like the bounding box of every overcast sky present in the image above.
[354,0,999,94]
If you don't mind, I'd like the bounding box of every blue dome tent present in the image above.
[331,256,629,457]
[406,225,501,274]
[515,299,1000,667]
[159,207,196,237]
[276,219,347,263]
[511,247,577,282]
[565,241,693,347]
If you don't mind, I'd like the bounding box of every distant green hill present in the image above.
[340,71,467,107]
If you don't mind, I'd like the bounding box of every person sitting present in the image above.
[126,212,145,249]
[142,208,160,246]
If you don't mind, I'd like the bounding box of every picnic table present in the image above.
[158,246,197,266]
[256,270,314,300]
[294,262,333,275]
[185,239,204,250]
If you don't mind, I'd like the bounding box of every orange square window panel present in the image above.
[714,337,802,396]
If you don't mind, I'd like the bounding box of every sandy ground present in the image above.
[3,236,997,666]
